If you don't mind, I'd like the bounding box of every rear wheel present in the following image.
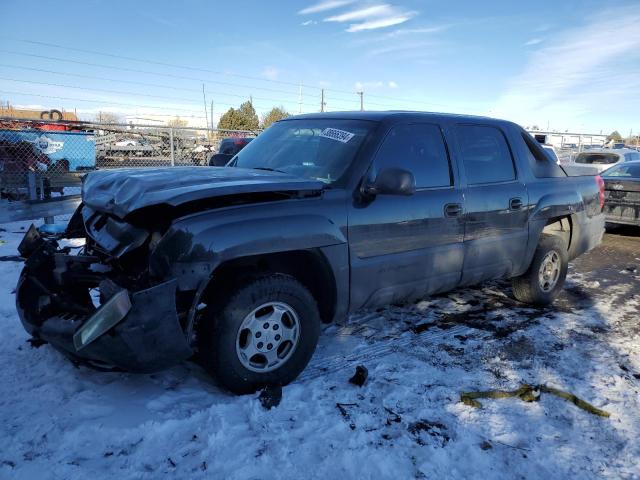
[198,274,321,394]
[512,234,568,306]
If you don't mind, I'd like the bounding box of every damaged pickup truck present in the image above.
[16,112,605,394]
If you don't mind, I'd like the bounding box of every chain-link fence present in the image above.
[0,117,260,203]
[3,116,637,223]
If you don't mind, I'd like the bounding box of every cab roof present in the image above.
[284,110,511,126]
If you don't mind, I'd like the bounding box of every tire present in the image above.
[198,274,321,394]
[512,234,568,306]
[49,109,63,121]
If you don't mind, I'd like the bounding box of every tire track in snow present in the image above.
[299,324,471,382]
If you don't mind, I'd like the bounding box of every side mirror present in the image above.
[209,153,233,167]
[365,168,416,196]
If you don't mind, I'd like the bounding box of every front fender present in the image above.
[150,211,347,290]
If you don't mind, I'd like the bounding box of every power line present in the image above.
[0,63,369,113]
[7,37,447,105]
[0,63,313,98]
[0,89,320,117]
[0,41,430,106]
[0,50,323,101]
[0,40,463,109]
[4,37,309,89]
[0,89,206,117]
[0,76,304,109]
[0,40,487,113]
[4,37,365,102]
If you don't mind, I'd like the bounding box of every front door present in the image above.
[348,123,465,309]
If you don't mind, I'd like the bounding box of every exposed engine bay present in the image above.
[16,206,193,372]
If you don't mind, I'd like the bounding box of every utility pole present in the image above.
[298,82,304,114]
[210,100,214,138]
[357,91,364,111]
[320,89,326,112]
[202,84,209,131]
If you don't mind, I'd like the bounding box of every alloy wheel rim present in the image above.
[538,250,561,292]
[235,302,300,373]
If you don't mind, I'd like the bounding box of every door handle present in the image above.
[509,198,523,210]
[444,203,463,217]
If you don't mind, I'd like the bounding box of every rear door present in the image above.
[348,122,465,308]
[453,123,529,285]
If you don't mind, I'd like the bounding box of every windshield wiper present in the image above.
[252,167,288,174]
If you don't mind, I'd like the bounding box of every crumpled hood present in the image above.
[82,167,324,218]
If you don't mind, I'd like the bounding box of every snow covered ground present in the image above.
[1,220,639,480]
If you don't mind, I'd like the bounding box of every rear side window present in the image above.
[624,152,640,161]
[456,125,515,184]
[604,163,640,178]
[521,133,566,178]
[575,152,620,164]
[373,124,451,188]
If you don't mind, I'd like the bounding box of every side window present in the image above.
[456,125,515,184]
[374,124,451,188]
[520,132,566,178]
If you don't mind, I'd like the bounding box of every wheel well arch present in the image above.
[199,249,338,325]
[542,215,573,251]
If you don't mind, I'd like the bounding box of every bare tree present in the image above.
[167,116,188,128]
[96,112,123,124]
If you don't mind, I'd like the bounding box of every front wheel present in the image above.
[198,274,321,394]
[512,234,568,306]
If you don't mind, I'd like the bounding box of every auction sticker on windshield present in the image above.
[320,128,354,143]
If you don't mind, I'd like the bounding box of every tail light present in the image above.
[595,175,605,210]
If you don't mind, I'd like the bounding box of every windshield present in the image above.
[575,152,620,164]
[231,119,375,184]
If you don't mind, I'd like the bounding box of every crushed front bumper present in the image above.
[15,228,192,373]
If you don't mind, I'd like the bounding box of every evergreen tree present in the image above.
[217,100,259,131]
[261,107,290,128]
[607,131,623,142]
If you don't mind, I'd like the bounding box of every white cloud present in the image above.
[298,0,355,15]
[383,25,451,38]
[365,40,436,57]
[301,20,317,26]
[325,5,393,22]
[354,80,398,91]
[346,12,417,32]
[304,2,417,33]
[524,37,543,46]
[13,104,46,110]
[493,8,640,130]
[261,66,280,81]
[355,81,382,90]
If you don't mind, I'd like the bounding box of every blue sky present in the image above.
[1,0,639,134]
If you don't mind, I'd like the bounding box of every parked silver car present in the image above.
[567,148,640,175]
